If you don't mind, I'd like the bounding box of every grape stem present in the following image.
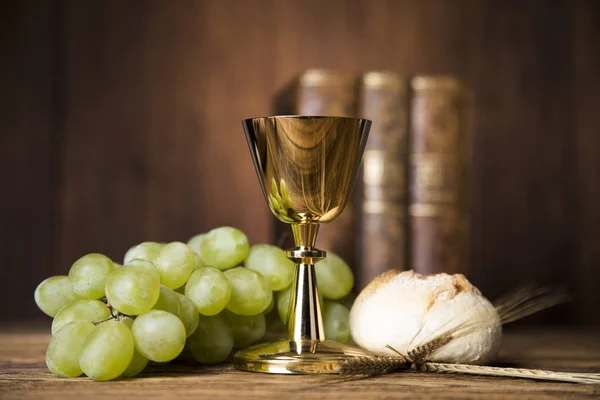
[93,316,116,326]
[104,303,134,321]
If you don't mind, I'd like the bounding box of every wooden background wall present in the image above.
[2,0,599,324]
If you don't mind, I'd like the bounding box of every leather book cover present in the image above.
[355,71,409,290]
[408,76,472,275]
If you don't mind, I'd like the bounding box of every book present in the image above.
[273,69,360,269]
[355,71,410,290]
[408,76,472,275]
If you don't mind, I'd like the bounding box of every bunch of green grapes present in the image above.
[34,226,356,381]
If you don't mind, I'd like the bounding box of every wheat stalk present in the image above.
[493,286,570,324]
[418,362,600,384]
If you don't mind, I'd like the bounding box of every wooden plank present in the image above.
[0,327,598,399]
[0,1,62,319]
[573,0,600,325]
[466,1,579,324]
[2,0,599,324]
[58,0,275,269]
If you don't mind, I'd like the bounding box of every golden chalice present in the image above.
[235,116,372,374]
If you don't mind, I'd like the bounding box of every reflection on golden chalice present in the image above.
[235,116,372,374]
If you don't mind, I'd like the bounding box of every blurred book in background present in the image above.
[273,69,360,268]
[274,70,471,288]
[355,71,409,289]
[408,76,472,276]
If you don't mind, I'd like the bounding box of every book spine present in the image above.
[273,70,360,269]
[355,72,409,290]
[408,76,472,275]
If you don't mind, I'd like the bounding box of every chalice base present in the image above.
[233,339,372,374]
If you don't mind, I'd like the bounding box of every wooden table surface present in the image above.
[0,324,599,399]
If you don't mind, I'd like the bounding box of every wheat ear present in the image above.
[418,362,600,384]
[408,335,453,363]
[339,355,409,376]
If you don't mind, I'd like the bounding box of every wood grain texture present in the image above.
[58,0,275,263]
[0,326,599,399]
[1,0,599,323]
[0,1,63,319]
[467,0,580,324]
[573,0,600,325]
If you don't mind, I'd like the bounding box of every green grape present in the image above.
[68,253,115,300]
[315,251,354,300]
[113,262,122,268]
[245,244,295,291]
[187,233,205,253]
[131,310,186,362]
[153,242,195,289]
[119,316,134,328]
[264,296,275,315]
[79,320,134,381]
[124,258,161,281]
[322,301,350,344]
[121,349,148,378]
[199,227,250,270]
[338,291,357,310]
[186,314,234,364]
[34,276,80,317]
[46,320,95,378]
[193,254,206,270]
[51,299,111,335]
[105,265,160,315]
[176,293,199,337]
[224,268,272,316]
[276,285,323,324]
[175,346,194,363]
[152,285,181,316]
[263,311,285,341]
[223,311,266,347]
[123,242,163,264]
[117,315,149,377]
[276,285,292,324]
[187,233,208,270]
[185,268,231,316]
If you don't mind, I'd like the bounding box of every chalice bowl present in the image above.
[235,116,372,374]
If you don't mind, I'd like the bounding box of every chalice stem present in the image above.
[286,263,324,342]
[286,223,326,343]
